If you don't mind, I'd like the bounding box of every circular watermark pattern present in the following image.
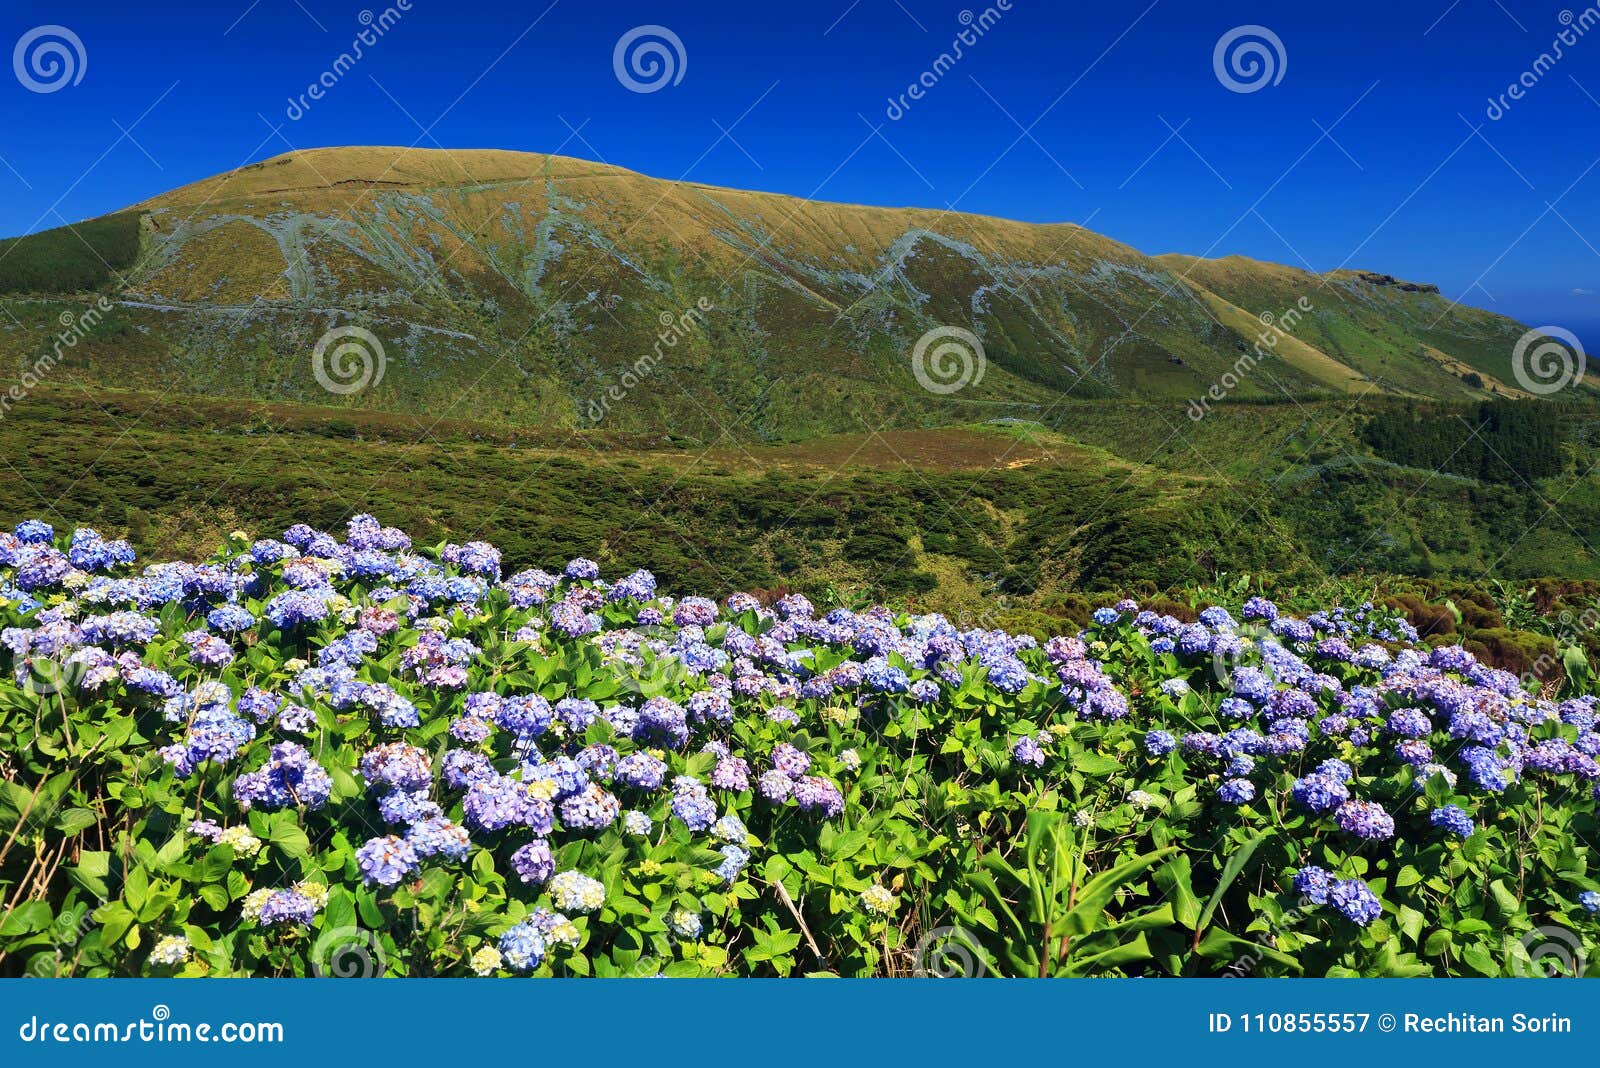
[613,25,686,94]
[312,326,386,396]
[312,926,387,977]
[150,1005,171,1022]
[911,326,986,395]
[1513,925,1586,977]
[912,925,988,977]
[1213,25,1286,94]
[21,655,81,697]
[1209,622,1270,687]
[13,25,87,94]
[1511,326,1585,396]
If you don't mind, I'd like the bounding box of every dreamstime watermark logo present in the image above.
[884,3,1013,121]
[1,297,114,422]
[17,1005,285,1044]
[1213,25,1287,94]
[956,575,1014,632]
[1188,295,1314,420]
[13,25,86,94]
[1512,925,1587,977]
[285,3,413,121]
[1222,895,1313,976]
[24,899,106,977]
[911,326,986,395]
[311,326,387,396]
[1485,8,1599,121]
[585,297,713,424]
[1209,622,1274,687]
[1512,326,1586,395]
[609,651,691,702]
[311,925,387,977]
[613,25,686,94]
[19,654,86,698]
[912,925,988,977]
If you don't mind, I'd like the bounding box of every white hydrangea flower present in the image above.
[860,884,896,917]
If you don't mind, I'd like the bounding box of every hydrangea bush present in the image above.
[0,518,1597,977]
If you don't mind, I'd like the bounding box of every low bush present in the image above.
[0,518,1597,977]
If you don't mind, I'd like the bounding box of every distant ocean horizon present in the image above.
[1571,320,1599,360]
[1555,319,1598,360]
[1502,313,1599,361]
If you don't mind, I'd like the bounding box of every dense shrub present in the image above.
[1,518,1597,978]
[0,213,142,294]
[1362,401,1565,484]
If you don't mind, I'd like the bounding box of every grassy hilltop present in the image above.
[2,147,1586,442]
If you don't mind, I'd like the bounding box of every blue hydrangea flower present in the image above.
[1333,799,1395,841]
[1291,774,1349,814]
[1328,878,1383,926]
[1143,729,1176,756]
[1429,805,1474,839]
[355,835,420,887]
[498,921,547,972]
[510,839,555,885]
[1293,866,1334,905]
[1217,778,1255,805]
[1012,735,1046,767]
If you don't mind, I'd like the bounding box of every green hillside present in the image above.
[2,147,1592,442]
[6,387,1600,612]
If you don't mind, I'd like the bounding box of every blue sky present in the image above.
[2,0,1598,350]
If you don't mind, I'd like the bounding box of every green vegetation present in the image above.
[4,388,1600,656]
[2,524,1598,978]
[1362,401,1565,483]
[0,213,142,295]
[4,147,1594,442]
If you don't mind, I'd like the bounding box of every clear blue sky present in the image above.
[3,0,1597,350]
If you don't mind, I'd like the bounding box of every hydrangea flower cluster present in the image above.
[7,518,1600,975]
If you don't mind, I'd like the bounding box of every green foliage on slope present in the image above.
[0,213,142,295]
[1362,401,1565,483]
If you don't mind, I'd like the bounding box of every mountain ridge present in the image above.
[1,146,1586,440]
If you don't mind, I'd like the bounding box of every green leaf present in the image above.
[1070,752,1121,776]
[1194,927,1304,974]
[357,889,385,929]
[743,928,802,963]
[1396,905,1426,944]
[52,807,97,835]
[67,851,111,900]
[324,887,358,934]
[1062,847,1177,937]
[94,901,136,949]
[1461,942,1499,977]
[1196,830,1269,936]
[267,816,311,860]
[1066,931,1152,974]
[1487,880,1520,918]
[0,900,53,936]
[1154,855,1202,930]
[123,865,150,912]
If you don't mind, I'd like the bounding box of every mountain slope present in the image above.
[0,146,1581,439]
